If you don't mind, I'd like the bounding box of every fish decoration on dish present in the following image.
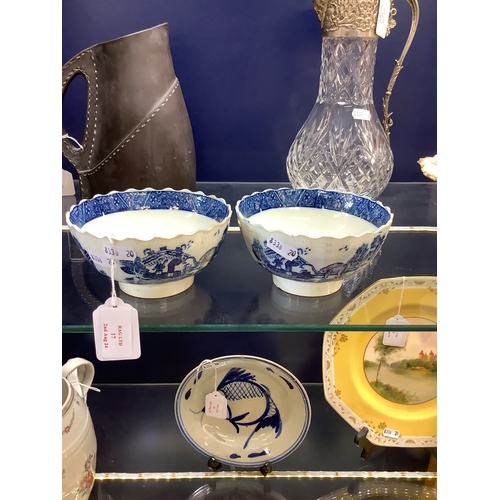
[175,355,311,468]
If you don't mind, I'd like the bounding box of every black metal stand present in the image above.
[354,427,377,460]
[259,462,273,476]
[207,457,222,471]
[206,457,273,476]
[354,427,438,461]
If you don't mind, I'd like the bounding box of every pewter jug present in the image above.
[62,358,97,499]
[286,0,419,199]
[62,23,196,199]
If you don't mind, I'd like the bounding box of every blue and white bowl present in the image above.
[66,188,232,299]
[174,355,311,468]
[236,188,393,297]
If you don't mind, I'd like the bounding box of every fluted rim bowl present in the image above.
[174,355,311,468]
[66,188,232,299]
[235,188,393,297]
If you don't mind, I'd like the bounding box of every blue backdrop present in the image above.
[62,0,437,183]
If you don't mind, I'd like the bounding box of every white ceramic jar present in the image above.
[62,358,97,499]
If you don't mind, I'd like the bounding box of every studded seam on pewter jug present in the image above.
[62,23,196,199]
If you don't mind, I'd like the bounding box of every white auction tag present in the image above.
[62,169,75,196]
[383,427,400,439]
[102,243,136,261]
[376,0,391,38]
[383,315,409,347]
[352,108,371,121]
[62,195,76,226]
[205,391,228,419]
[88,252,113,268]
[93,297,141,361]
[266,236,298,261]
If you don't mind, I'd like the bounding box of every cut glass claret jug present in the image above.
[286,0,419,199]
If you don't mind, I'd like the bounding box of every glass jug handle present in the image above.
[382,0,420,140]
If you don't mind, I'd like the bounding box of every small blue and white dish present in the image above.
[174,355,311,468]
[235,188,393,297]
[66,188,231,299]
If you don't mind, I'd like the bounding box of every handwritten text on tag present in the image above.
[205,391,228,419]
[266,236,298,261]
[383,315,409,347]
[376,0,391,38]
[383,427,400,439]
[88,252,113,268]
[93,297,141,361]
[102,243,136,261]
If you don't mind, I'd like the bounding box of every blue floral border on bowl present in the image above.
[237,188,391,227]
[69,189,231,228]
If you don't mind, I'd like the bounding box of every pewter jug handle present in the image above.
[382,0,420,140]
[62,357,95,401]
[62,49,98,169]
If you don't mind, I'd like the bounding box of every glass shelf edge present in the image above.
[95,471,437,480]
[62,324,437,334]
[62,225,437,233]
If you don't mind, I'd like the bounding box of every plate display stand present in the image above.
[207,457,273,476]
[354,428,438,461]
[62,181,438,500]
[207,457,222,471]
[354,427,377,460]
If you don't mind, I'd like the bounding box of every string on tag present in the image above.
[383,276,409,347]
[62,133,83,150]
[70,381,101,393]
[66,370,101,399]
[110,260,117,307]
[196,359,219,392]
[108,237,117,307]
[199,359,228,419]
[397,276,406,316]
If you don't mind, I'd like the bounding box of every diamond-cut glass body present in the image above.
[286,37,393,199]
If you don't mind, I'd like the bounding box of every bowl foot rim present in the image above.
[272,276,342,297]
[118,276,195,299]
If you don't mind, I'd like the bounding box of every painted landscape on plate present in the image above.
[363,317,437,405]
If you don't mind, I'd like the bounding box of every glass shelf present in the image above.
[63,182,438,496]
[84,383,437,500]
[62,182,436,333]
[90,474,437,499]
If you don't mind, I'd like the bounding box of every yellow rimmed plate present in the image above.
[323,276,437,448]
